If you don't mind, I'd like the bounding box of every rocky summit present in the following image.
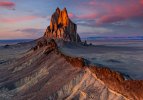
[44,7,81,42]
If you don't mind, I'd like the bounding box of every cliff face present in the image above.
[44,8,81,42]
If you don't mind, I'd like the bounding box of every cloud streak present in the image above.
[16,28,44,34]
[0,1,15,9]
[97,4,143,24]
[69,13,97,20]
[75,0,143,26]
[0,16,39,23]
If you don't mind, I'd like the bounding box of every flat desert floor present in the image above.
[60,40,143,80]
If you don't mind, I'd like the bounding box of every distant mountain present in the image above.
[85,36,143,40]
[0,39,33,43]
[0,39,34,46]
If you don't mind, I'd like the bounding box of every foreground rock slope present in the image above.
[0,39,143,100]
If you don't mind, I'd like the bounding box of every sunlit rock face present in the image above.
[44,7,81,42]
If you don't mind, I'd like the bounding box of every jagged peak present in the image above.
[55,7,68,16]
[62,7,68,14]
[63,7,67,11]
[56,7,60,14]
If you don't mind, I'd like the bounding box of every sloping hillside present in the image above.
[0,39,142,100]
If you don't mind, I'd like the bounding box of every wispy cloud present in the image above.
[0,16,39,23]
[16,28,44,34]
[75,0,143,26]
[141,0,143,4]
[96,3,143,25]
[69,13,97,20]
[0,1,15,9]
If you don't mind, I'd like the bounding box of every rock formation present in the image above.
[44,7,81,42]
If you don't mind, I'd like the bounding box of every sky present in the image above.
[0,0,143,39]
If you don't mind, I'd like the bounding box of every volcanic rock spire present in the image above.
[44,7,81,42]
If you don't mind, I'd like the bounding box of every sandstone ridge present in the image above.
[44,7,81,42]
[34,39,143,100]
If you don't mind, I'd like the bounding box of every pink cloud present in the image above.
[0,1,15,9]
[84,1,143,24]
[68,13,76,19]
[68,13,97,20]
[88,1,96,6]
[0,16,39,23]
[140,0,143,4]
[96,15,124,24]
[102,5,142,24]
[78,13,97,19]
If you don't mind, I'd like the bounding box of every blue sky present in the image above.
[0,0,143,39]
